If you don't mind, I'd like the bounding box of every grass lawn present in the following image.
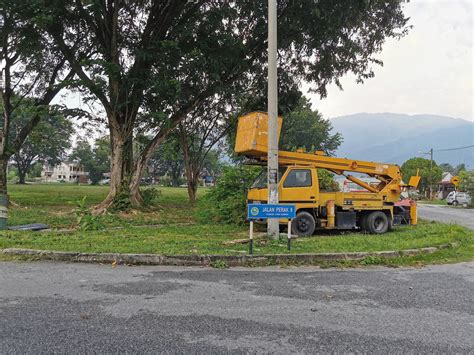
[419,199,448,206]
[1,184,473,266]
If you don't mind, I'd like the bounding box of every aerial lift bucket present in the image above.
[234,111,283,156]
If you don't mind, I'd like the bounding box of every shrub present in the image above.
[197,165,261,225]
[73,197,105,231]
[459,170,474,206]
[142,187,162,206]
[108,189,132,212]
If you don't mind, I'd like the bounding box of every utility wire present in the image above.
[434,145,474,152]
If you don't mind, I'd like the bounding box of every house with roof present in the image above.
[41,161,89,184]
[437,172,456,199]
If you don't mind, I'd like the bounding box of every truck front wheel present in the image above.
[366,211,389,234]
[292,211,316,236]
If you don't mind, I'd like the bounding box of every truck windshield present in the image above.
[251,167,287,189]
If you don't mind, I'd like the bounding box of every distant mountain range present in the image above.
[330,113,474,169]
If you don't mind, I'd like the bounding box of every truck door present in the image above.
[279,168,318,204]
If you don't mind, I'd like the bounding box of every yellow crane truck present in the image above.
[235,112,420,236]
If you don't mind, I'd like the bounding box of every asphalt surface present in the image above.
[418,204,474,229]
[1,262,473,353]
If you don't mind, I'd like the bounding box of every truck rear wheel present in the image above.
[292,211,316,236]
[359,213,369,232]
[366,211,389,234]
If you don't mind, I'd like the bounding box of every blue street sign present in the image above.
[247,204,296,219]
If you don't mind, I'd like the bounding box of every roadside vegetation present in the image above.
[1,184,472,266]
[1,2,472,270]
[418,199,448,206]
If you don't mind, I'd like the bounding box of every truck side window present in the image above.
[283,169,312,188]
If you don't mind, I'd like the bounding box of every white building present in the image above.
[41,161,89,183]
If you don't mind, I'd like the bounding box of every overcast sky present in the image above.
[307,0,473,122]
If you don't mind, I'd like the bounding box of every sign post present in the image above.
[450,176,460,187]
[247,204,296,254]
[450,176,461,202]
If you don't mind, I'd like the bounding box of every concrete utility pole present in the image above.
[429,148,434,200]
[267,0,279,239]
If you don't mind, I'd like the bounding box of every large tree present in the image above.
[459,170,474,206]
[38,0,409,210]
[146,136,184,187]
[12,107,74,184]
[1,0,77,195]
[401,157,443,197]
[279,97,342,154]
[177,97,231,203]
[70,137,110,184]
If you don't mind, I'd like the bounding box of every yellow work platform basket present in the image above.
[234,111,283,156]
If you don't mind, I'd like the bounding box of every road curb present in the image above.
[1,242,460,267]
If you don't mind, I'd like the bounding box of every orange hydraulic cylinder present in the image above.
[327,200,335,228]
[410,200,417,225]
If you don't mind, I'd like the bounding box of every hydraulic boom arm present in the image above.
[234,112,408,195]
[257,149,402,194]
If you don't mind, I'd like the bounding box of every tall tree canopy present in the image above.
[459,170,474,206]
[70,137,111,184]
[279,97,342,154]
[32,0,409,210]
[12,105,74,184]
[177,96,231,203]
[1,0,76,194]
[401,157,443,195]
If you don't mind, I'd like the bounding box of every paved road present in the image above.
[1,262,473,353]
[418,204,474,229]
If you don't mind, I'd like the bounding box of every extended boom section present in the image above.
[234,112,418,236]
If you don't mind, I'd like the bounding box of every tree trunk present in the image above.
[186,172,199,204]
[180,134,199,204]
[129,152,146,208]
[181,147,199,204]
[0,158,8,195]
[17,168,27,184]
[93,128,134,213]
[129,135,168,207]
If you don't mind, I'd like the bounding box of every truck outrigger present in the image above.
[235,112,420,236]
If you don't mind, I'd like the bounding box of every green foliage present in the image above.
[73,197,105,231]
[360,255,384,265]
[202,150,223,181]
[454,164,467,175]
[318,169,340,192]
[29,162,44,178]
[459,170,474,205]
[280,97,342,155]
[147,137,184,187]
[7,99,74,184]
[197,165,261,225]
[70,137,110,184]
[33,0,408,206]
[439,163,454,173]
[141,187,162,206]
[7,168,18,182]
[108,189,132,213]
[159,176,185,187]
[0,1,73,194]
[2,185,473,266]
[441,163,467,175]
[401,157,443,194]
[210,260,229,269]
